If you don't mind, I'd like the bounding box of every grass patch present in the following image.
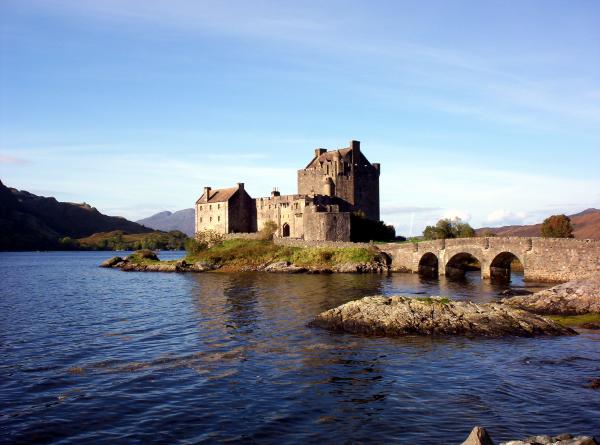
[548,313,600,327]
[184,239,379,270]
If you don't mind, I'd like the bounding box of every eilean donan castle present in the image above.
[194,140,380,241]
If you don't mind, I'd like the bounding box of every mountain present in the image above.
[0,180,153,250]
[137,208,195,236]
[476,208,600,239]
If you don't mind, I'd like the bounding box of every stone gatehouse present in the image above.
[194,140,380,241]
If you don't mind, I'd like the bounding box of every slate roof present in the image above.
[196,187,238,204]
[306,147,352,168]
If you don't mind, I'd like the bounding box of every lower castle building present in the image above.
[194,140,379,241]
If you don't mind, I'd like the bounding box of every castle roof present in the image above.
[196,187,238,204]
[306,147,352,168]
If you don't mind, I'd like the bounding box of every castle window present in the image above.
[218,204,220,209]
[218,216,220,221]
[210,217,212,222]
[200,217,203,223]
[209,204,212,210]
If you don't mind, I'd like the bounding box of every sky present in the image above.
[1,0,599,236]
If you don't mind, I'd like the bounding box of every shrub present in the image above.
[260,220,278,241]
[186,230,225,255]
[541,214,574,238]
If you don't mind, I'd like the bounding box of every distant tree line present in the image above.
[58,230,188,251]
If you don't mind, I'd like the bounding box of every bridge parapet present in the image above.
[380,237,600,282]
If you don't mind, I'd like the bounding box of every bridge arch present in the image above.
[489,251,523,283]
[418,252,438,278]
[445,252,482,280]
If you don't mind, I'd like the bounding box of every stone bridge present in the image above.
[380,237,600,282]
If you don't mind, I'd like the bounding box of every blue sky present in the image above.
[1,0,599,235]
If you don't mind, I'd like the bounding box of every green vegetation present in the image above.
[125,249,159,263]
[184,238,378,270]
[260,220,279,241]
[541,214,574,238]
[76,230,187,251]
[184,229,225,255]
[422,217,475,240]
[548,313,600,327]
[350,211,396,242]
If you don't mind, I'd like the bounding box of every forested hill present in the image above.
[0,180,153,250]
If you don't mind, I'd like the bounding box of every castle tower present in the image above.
[297,140,380,221]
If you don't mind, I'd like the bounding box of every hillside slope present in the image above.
[476,208,600,239]
[137,208,195,236]
[0,180,153,250]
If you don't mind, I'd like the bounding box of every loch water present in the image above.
[1,251,599,444]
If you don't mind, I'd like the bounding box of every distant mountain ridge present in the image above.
[476,208,600,239]
[0,180,153,250]
[137,208,195,236]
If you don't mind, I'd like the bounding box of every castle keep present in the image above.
[195,140,380,241]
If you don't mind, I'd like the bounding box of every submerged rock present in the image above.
[310,295,576,337]
[498,289,533,297]
[502,276,600,315]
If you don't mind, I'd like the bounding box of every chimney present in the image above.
[314,148,326,158]
[203,186,211,201]
[237,182,244,191]
[350,140,360,168]
[373,163,380,173]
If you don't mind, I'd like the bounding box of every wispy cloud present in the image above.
[0,154,30,165]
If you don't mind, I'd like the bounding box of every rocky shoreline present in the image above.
[462,426,597,445]
[309,295,575,337]
[502,276,600,315]
[100,254,387,274]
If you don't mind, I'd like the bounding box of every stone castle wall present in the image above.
[195,201,229,233]
[255,194,306,238]
[303,209,351,241]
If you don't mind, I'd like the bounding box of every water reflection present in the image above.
[1,252,598,445]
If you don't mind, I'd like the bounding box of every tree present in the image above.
[422,218,475,240]
[541,214,574,238]
[350,212,395,242]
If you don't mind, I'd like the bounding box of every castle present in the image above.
[194,140,380,241]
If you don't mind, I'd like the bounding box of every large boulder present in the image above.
[309,296,576,337]
[99,256,123,268]
[502,276,600,315]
